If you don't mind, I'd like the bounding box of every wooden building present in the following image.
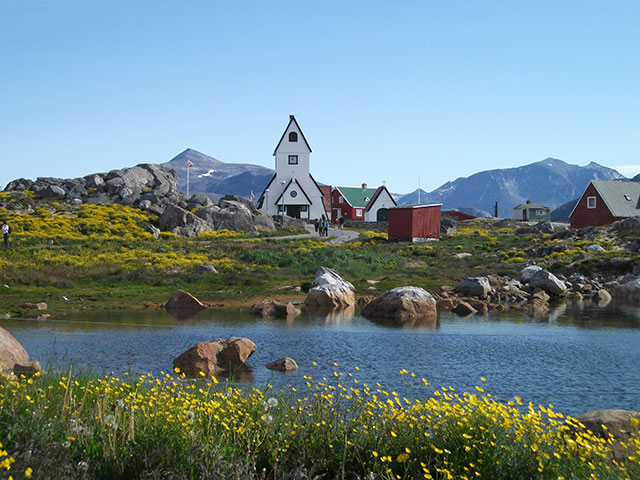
[512,201,551,221]
[331,184,396,221]
[570,180,640,228]
[442,209,476,221]
[388,204,442,241]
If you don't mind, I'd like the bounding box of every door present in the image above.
[377,208,389,221]
[286,205,301,218]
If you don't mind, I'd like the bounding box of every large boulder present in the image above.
[520,265,543,283]
[305,267,355,308]
[0,327,29,372]
[173,337,257,377]
[164,290,206,314]
[361,286,437,326]
[195,195,276,234]
[454,277,491,297]
[574,409,640,461]
[157,204,213,237]
[528,270,567,295]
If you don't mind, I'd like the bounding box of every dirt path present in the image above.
[269,224,359,245]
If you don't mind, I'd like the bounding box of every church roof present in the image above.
[273,115,312,155]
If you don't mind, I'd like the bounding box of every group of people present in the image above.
[313,215,345,237]
[1,221,10,248]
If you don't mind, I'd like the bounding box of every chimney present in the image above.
[526,200,531,204]
[362,183,367,189]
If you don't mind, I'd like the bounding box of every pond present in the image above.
[2,301,640,417]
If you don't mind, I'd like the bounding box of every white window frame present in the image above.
[587,196,596,209]
[288,155,298,165]
[338,195,343,204]
[356,208,363,217]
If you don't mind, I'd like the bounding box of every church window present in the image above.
[288,155,298,165]
[289,132,298,142]
[290,191,297,198]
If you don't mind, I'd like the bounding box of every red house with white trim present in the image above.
[331,184,396,221]
[570,180,640,229]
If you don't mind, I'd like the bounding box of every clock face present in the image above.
[290,191,297,198]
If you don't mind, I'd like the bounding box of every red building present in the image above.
[570,180,640,229]
[388,204,442,241]
[442,209,476,221]
[331,184,396,221]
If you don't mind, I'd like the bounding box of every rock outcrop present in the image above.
[250,300,301,319]
[527,270,567,296]
[265,357,299,372]
[574,409,640,460]
[454,277,491,297]
[0,327,29,372]
[4,167,276,237]
[305,267,355,308]
[164,290,206,315]
[361,286,437,326]
[173,337,257,377]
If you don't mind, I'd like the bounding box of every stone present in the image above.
[520,265,543,284]
[521,298,550,318]
[13,361,44,376]
[158,204,214,237]
[42,185,66,198]
[454,277,491,297]
[440,217,457,236]
[528,270,567,295]
[145,223,161,238]
[531,289,550,302]
[20,302,47,310]
[265,357,299,372]
[193,264,218,275]
[452,301,477,316]
[164,290,206,313]
[574,409,640,461]
[587,244,605,253]
[249,300,300,319]
[0,327,29,372]
[305,267,355,308]
[436,298,454,311]
[173,337,256,377]
[593,289,612,305]
[361,287,437,326]
[468,300,489,314]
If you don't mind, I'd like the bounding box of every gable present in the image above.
[571,180,640,219]
[273,115,312,155]
[365,186,397,212]
[335,186,380,208]
[273,178,313,205]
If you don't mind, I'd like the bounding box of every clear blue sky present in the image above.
[2,1,640,194]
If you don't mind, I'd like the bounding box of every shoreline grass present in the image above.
[1,367,638,479]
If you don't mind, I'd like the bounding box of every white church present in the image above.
[257,115,329,219]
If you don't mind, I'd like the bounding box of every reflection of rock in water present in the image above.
[305,305,355,324]
[368,315,439,330]
[216,365,254,383]
[165,307,204,321]
[547,302,567,324]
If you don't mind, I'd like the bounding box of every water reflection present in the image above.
[305,305,355,323]
[367,315,439,330]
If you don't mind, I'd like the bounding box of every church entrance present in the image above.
[286,205,301,219]
[377,208,389,221]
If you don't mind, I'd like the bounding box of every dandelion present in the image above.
[267,397,278,408]
[104,414,117,428]
[186,410,195,421]
[261,414,273,423]
[25,467,33,478]
[77,461,89,472]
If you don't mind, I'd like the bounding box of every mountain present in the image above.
[164,149,274,199]
[550,198,579,223]
[416,158,624,218]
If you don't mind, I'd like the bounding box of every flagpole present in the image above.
[187,162,190,197]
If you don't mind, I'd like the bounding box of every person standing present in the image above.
[339,216,345,230]
[1,221,10,248]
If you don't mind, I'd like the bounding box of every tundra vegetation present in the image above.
[1,368,639,480]
[2,193,640,478]
[0,193,639,315]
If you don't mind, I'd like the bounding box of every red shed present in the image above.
[388,204,442,241]
[570,180,640,228]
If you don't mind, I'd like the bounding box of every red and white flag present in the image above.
[187,160,193,168]
[251,190,257,203]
